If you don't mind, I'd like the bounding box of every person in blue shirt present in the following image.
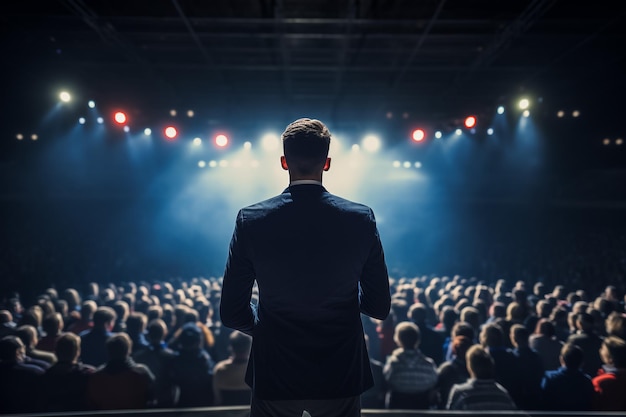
[541,342,594,410]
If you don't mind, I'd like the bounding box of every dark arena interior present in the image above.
[1,0,626,415]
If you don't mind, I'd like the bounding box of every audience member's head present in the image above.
[560,343,584,370]
[106,333,132,362]
[452,335,474,362]
[55,332,81,363]
[480,322,505,348]
[177,322,203,351]
[510,324,530,349]
[93,306,117,330]
[0,335,26,363]
[126,312,148,336]
[229,330,252,358]
[42,313,63,337]
[407,303,428,324]
[15,325,38,349]
[393,321,420,350]
[146,319,168,344]
[605,312,626,340]
[535,318,556,337]
[600,336,626,369]
[466,344,495,379]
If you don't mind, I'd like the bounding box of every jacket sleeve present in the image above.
[220,210,256,335]
[359,208,391,320]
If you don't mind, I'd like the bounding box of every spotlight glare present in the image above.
[497,106,505,114]
[123,126,130,132]
[523,110,530,118]
[557,110,565,118]
[78,117,86,124]
[97,117,104,124]
[572,110,580,118]
[603,138,610,145]
[144,128,152,136]
[16,133,24,140]
[362,135,381,152]
[243,141,252,150]
[617,138,624,146]
[403,161,411,168]
[209,160,218,168]
[487,128,494,135]
[164,126,178,140]
[392,161,401,168]
[219,159,228,167]
[518,98,530,110]
[88,100,96,108]
[193,137,202,146]
[351,144,360,152]
[412,129,426,142]
[59,91,71,102]
[455,128,462,136]
[435,131,442,139]
[215,134,229,147]
[414,161,422,168]
[187,110,195,118]
[261,133,280,151]
[170,109,177,117]
[31,134,38,141]
[198,160,206,168]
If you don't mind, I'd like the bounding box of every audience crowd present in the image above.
[1,275,625,414]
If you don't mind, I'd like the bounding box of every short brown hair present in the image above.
[282,118,331,174]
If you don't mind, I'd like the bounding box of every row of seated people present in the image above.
[0,276,625,413]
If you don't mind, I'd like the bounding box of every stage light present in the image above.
[435,131,442,139]
[617,138,624,146]
[193,137,202,146]
[497,106,505,114]
[170,109,177,117]
[209,160,218,168]
[198,160,206,168]
[523,110,530,118]
[164,126,178,140]
[97,117,104,124]
[603,138,611,145]
[114,111,127,124]
[557,110,565,118]
[88,100,96,108]
[261,133,279,150]
[412,129,425,142]
[455,129,462,135]
[123,126,130,132]
[518,98,530,110]
[219,160,229,167]
[31,134,38,141]
[243,141,252,150]
[414,162,422,168]
[386,112,393,119]
[362,135,381,152]
[16,133,23,140]
[351,144,360,152]
[59,91,71,103]
[215,134,229,147]
[144,128,152,136]
[572,110,581,118]
[392,161,401,168]
[464,116,477,129]
[187,110,194,118]
[78,117,86,124]
[403,161,411,168]
[487,128,494,135]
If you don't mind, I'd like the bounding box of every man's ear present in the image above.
[280,156,289,170]
[323,157,331,171]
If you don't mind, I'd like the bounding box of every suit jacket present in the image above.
[221,184,391,400]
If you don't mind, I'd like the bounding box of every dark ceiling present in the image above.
[3,0,626,136]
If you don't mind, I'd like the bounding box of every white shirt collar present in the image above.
[289,180,323,186]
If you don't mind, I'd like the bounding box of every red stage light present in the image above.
[412,129,426,142]
[464,116,477,128]
[114,111,127,125]
[164,126,178,140]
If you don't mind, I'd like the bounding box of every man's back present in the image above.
[222,185,390,400]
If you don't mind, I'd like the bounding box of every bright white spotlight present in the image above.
[617,138,624,146]
[435,131,442,139]
[144,128,152,136]
[243,141,252,150]
[362,135,381,152]
[88,100,96,108]
[187,110,195,118]
[193,137,202,146]
[572,110,580,118]
[497,106,505,114]
[557,110,565,118]
[170,109,177,117]
[123,126,130,132]
[16,133,24,140]
[523,110,530,118]
[78,117,86,124]
[114,111,127,124]
[403,161,411,168]
[487,128,494,135]
[603,138,611,146]
[464,116,477,129]
[209,160,218,168]
[31,134,38,141]
[455,128,462,135]
[518,98,530,110]
[59,91,71,103]
[351,144,360,152]
[392,161,401,168]
[219,160,229,167]
[412,129,426,142]
[97,117,104,124]
[215,134,229,147]
[261,133,280,151]
[198,160,206,168]
[414,161,422,168]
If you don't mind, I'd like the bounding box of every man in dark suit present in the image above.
[221,117,391,417]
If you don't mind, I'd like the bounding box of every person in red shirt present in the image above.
[592,336,626,411]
